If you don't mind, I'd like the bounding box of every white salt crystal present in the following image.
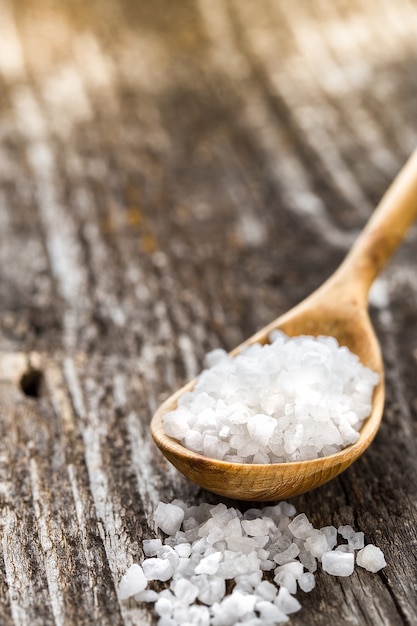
[226,536,257,554]
[194,575,226,605]
[298,572,316,592]
[260,559,275,572]
[241,518,268,537]
[225,517,242,538]
[133,589,158,603]
[118,564,147,600]
[288,514,314,539]
[275,561,304,579]
[273,543,300,565]
[338,524,355,540]
[218,590,257,619]
[348,532,365,551]
[194,551,222,575]
[154,502,184,535]
[279,502,297,517]
[154,596,173,617]
[143,538,162,557]
[299,549,317,573]
[234,571,263,592]
[273,570,297,594]
[142,557,174,581]
[172,578,198,605]
[163,408,193,438]
[183,429,203,452]
[203,434,229,460]
[320,525,338,550]
[254,580,277,601]
[304,530,330,559]
[247,414,276,446]
[187,605,211,626]
[356,544,386,572]
[205,349,229,368]
[174,543,191,558]
[275,586,301,614]
[256,600,289,622]
[322,551,355,576]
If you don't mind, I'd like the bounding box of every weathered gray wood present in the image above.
[0,0,417,624]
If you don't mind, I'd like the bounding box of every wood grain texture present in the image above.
[0,0,416,624]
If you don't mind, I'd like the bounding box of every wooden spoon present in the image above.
[150,150,417,501]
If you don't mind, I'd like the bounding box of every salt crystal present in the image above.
[256,600,289,622]
[174,543,191,558]
[154,502,184,535]
[143,538,162,557]
[254,580,277,601]
[205,349,229,368]
[288,514,314,539]
[320,525,338,550]
[338,524,355,540]
[299,549,317,573]
[322,551,355,576]
[275,587,301,614]
[298,572,316,593]
[218,590,257,619]
[356,544,386,572]
[348,532,365,551]
[154,596,173,617]
[183,429,203,452]
[187,605,211,626]
[304,530,330,559]
[163,409,193,439]
[241,519,268,537]
[193,575,226,605]
[273,570,297,594]
[273,543,300,565]
[142,557,174,581]
[133,589,158,603]
[226,536,257,554]
[275,561,304,579]
[279,502,297,517]
[118,564,147,600]
[172,578,198,605]
[335,544,352,553]
[194,551,222,575]
[247,414,276,446]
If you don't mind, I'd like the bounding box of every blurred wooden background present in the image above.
[0,0,416,624]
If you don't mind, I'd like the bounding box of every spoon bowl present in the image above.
[151,150,417,501]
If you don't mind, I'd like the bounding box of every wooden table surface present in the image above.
[1,1,417,624]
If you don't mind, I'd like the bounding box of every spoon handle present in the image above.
[335,148,417,299]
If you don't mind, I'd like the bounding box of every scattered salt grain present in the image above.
[356,544,387,572]
[154,502,185,535]
[143,538,163,557]
[143,557,175,581]
[163,331,379,463]
[120,500,386,625]
[322,551,355,576]
[298,572,316,593]
[118,563,147,600]
[288,513,314,539]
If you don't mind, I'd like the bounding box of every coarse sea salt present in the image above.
[163,331,379,463]
[120,500,386,625]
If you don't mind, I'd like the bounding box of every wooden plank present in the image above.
[0,0,416,624]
